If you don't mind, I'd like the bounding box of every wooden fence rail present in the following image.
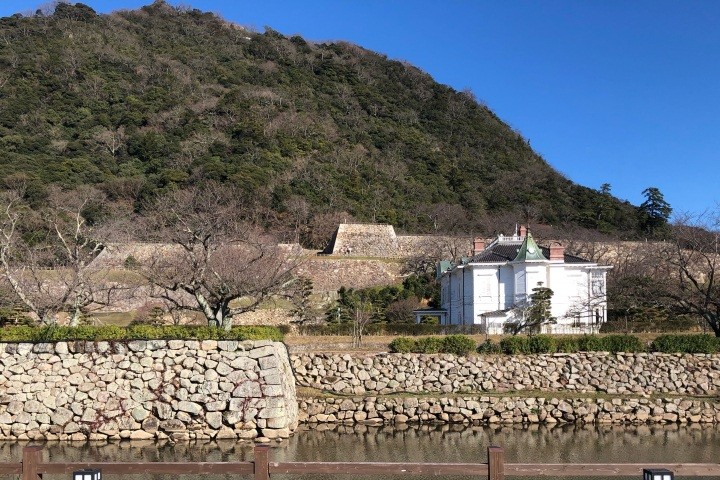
[7,445,720,480]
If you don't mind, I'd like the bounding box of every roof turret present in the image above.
[513,232,547,262]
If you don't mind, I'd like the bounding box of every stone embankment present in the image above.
[0,340,297,442]
[291,353,720,396]
[300,396,720,426]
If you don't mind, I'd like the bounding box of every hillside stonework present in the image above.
[295,258,405,293]
[0,340,297,442]
[325,224,399,257]
[324,223,472,259]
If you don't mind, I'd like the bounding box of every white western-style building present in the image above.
[435,227,611,334]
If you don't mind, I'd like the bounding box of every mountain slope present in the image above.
[0,1,639,243]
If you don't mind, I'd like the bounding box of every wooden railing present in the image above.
[12,445,720,480]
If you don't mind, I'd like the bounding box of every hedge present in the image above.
[492,334,718,354]
[0,325,284,343]
[650,334,720,354]
[389,335,476,356]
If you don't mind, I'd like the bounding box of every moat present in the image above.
[3,424,719,480]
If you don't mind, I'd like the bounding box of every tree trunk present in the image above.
[220,303,233,331]
[194,292,219,327]
[69,308,82,327]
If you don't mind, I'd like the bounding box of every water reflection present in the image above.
[275,424,720,464]
[0,424,718,480]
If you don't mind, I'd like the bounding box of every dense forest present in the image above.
[0,1,643,246]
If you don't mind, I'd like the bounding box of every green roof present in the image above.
[513,232,547,262]
[436,260,453,278]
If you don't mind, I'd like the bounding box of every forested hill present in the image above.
[0,1,640,245]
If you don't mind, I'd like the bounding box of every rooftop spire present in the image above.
[513,231,547,262]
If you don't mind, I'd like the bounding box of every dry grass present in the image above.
[85,311,135,326]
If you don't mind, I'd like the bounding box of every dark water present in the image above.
[2,424,718,479]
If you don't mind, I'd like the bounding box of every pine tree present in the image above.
[639,187,672,236]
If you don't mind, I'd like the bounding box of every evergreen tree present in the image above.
[290,277,316,325]
[509,282,556,334]
[527,284,556,331]
[639,187,672,236]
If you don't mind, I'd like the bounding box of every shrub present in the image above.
[577,335,605,352]
[600,334,645,353]
[389,337,416,353]
[0,326,36,342]
[225,326,284,341]
[477,339,502,354]
[527,335,556,354]
[415,336,444,354]
[499,336,530,354]
[0,325,283,342]
[440,335,476,356]
[651,334,719,354]
[554,336,579,353]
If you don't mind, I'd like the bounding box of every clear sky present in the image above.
[2,0,719,216]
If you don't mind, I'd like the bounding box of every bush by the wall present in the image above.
[441,335,476,356]
[391,333,719,356]
[651,334,719,354]
[389,336,416,353]
[415,336,444,353]
[33,325,127,341]
[499,336,531,354]
[388,335,476,355]
[527,335,556,353]
[555,336,579,353]
[577,335,605,352]
[599,334,645,353]
[0,325,284,342]
[488,334,654,355]
[477,339,502,354]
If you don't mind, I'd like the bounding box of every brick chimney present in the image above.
[549,241,564,261]
[519,225,527,238]
[472,237,485,255]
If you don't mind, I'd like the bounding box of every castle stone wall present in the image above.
[0,340,297,442]
[300,395,720,426]
[291,352,720,396]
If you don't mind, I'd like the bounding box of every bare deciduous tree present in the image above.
[0,189,123,325]
[658,212,720,336]
[141,183,301,329]
[93,126,127,157]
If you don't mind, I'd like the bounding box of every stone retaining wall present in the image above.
[0,340,297,442]
[295,258,404,293]
[291,353,720,396]
[300,396,720,425]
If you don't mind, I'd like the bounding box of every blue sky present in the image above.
[2,0,719,216]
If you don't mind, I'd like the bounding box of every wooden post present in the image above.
[488,446,504,480]
[22,446,42,480]
[254,444,270,480]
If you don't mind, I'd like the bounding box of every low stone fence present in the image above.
[0,340,297,442]
[299,396,720,426]
[291,352,720,396]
